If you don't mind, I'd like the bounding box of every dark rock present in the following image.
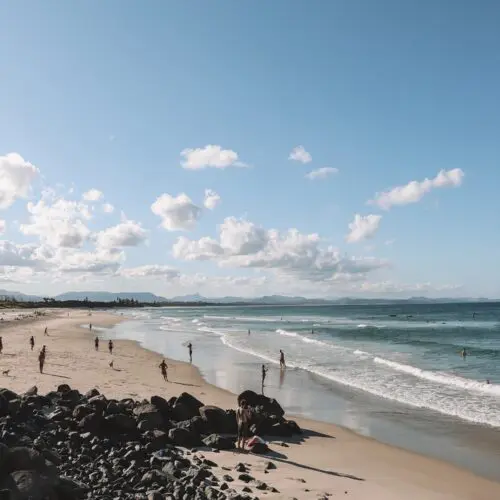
[168,427,199,448]
[54,477,89,499]
[104,413,137,433]
[173,393,203,420]
[78,413,102,433]
[24,386,38,397]
[141,469,168,486]
[237,390,284,419]
[4,447,47,474]
[85,388,99,399]
[254,481,267,490]
[242,486,252,492]
[265,461,276,470]
[222,474,233,482]
[202,434,235,451]
[238,473,254,483]
[57,384,72,394]
[0,395,9,418]
[7,470,56,499]
[220,482,229,491]
[248,442,269,454]
[199,406,232,433]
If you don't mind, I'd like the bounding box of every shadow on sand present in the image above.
[43,372,71,379]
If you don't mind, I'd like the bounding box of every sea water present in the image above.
[104,302,500,479]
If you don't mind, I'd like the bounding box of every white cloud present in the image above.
[54,247,124,274]
[173,217,388,283]
[204,189,221,210]
[0,220,5,234]
[102,203,115,214]
[119,265,180,279]
[346,214,382,243]
[94,220,148,248]
[82,189,104,202]
[181,145,246,170]
[305,167,339,180]
[289,146,312,164]
[151,193,202,231]
[20,198,92,248]
[370,168,464,210]
[0,153,39,209]
[0,241,43,268]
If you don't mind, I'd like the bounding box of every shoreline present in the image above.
[0,309,498,499]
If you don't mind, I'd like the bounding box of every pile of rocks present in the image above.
[0,386,300,499]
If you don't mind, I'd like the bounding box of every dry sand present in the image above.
[0,308,498,500]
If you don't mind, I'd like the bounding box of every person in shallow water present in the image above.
[187,342,193,363]
[279,349,286,369]
[461,348,468,358]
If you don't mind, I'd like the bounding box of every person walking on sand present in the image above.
[108,340,113,355]
[187,342,193,363]
[38,348,46,374]
[44,327,48,336]
[261,364,268,394]
[236,399,251,451]
[89,323,92,331]
[0,337,3,354]
[94,337,99,351]
[279,349,286,370]
[159,359,168,382]
[29,336,35,351]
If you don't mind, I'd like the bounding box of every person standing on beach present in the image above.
[236,399,251,451]
[0,337,3,354]
[187,342,193,363]
[108,340,114,355]
[89,323,92,331]
[279,349,286,370]
[44,327,48,336]
[38,347,46,373]
[261,364,268,394]
[94,337,99,351]
[29,336,35,351]
[159,359,168,382]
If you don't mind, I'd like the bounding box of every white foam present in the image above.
[373,357,500,396]
[277,329,298,337]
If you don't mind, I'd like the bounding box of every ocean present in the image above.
[103,302,500,480]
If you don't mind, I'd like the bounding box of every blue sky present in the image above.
[0,1,499,298]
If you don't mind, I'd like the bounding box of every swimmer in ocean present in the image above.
[461,348,467,358]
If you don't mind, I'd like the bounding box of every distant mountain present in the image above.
[55,291,168,302]
[0,289,42,302]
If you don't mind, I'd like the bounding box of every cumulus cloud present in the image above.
[151,193,202,231]
[82,189,104,202]
[370,168,464,210]
[289,146,312,164]
[0,153,39,209]
[181,145,246,170]
[20,198,92,248]
[94,220,148,248]
[0,241,43,268]
[54,247,124,274]
[305,167,338,180]
[173,217,388,283]
[203,189,221,210]
[102,203,115,214]
[0,220,5,234]
[346,214,382,243]
[119,265,180,279]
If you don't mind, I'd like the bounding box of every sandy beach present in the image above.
[0,309,498,500]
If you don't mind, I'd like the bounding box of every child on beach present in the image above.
[236,399,251,451]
